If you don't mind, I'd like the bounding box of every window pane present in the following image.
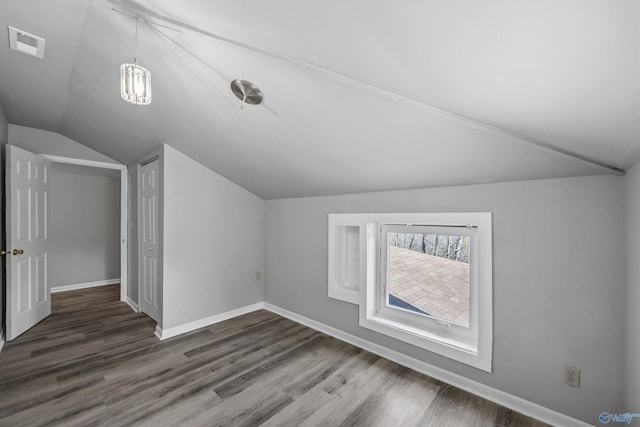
[387,232,470,327]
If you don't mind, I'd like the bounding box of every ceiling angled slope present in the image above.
[0,0,638,199]
[0,0,91,132]
[126,0,640,169]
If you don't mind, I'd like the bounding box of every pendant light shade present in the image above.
[121,63,152,105]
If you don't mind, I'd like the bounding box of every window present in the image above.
[384,228,471,327]
[374,224,477,350]
[329,212,493,372]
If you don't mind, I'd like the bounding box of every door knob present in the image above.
[12,249,24,255]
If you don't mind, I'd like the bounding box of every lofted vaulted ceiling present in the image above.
[0,0,638,199]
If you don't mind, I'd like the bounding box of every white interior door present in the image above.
[6,145,51,340]
[140,159,160,322]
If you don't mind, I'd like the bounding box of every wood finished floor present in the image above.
[0,285,550,427]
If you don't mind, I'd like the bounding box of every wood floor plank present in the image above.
[338,368,440,427]
[419,381,500,427]
[0,285,551,426]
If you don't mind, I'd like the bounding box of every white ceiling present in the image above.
[0,0,638,199]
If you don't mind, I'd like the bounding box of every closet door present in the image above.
[139,158,160,322]
[6,145,51,340]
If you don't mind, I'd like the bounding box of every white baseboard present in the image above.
[125,296,139,312]
[263,303,592,427]
[155,302,265,340]
[51,279,121,293]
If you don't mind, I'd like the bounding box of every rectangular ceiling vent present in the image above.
[8,26,45,59]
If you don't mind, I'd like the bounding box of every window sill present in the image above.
[368,313,477,354]
[360,312,491,372]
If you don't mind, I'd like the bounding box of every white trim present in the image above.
[125,296,139,312]
[328,215,364,305]
[120,168,128,303]
[155,302,265,340]
[263,303,592,427]
[40,154,129,306]
[0,332,5,353]
[39,154,124,170]
[50,279,121,293]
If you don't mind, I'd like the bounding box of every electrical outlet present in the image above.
[564,365,580,388]
[256,272,261,281]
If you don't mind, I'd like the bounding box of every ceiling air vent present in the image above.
[8,26,45,59]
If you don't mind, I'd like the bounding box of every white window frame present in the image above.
[377,224,476,344]
[329,212,493,372]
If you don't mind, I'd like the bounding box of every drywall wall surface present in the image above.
[8,125,118,163]
[626,162,640,423]
[265,175,626,424]
[162,144,264,330]
[0,104,7,339]
[49,163,120,287]
[0,104,7,144]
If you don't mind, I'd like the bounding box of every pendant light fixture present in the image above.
[120,18,152,105]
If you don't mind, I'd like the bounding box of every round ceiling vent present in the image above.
[230,79,263,105]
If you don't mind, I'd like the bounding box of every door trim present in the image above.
[137,156,161,322]
[39,155,128,304]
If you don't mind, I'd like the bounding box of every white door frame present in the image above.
[137,156,161,322]
[39,155,128,303]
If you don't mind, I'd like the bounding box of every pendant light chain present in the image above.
[134,17,139,65]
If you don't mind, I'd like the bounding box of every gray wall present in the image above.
[0,104,8,340]
[49,163,120,288]
[0,106,7,142]
[626,162,640,421]
[9,125,118,163]
[264,174,626,424]
[162,145,264,330]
